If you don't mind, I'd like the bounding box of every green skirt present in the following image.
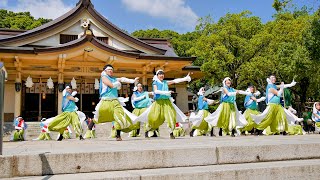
[240,109,260,132]
[94,99,133,131]
[316,122,320,129]
[127,108,146,137]
[48,111,81,135]
[63,129,71,139]
[288,125,304,135]
[192,110,210,134]
[264,124,303,135]
[216,102,236,133]
[84,130,96,139]
[256,104,288,133]
[173,127,185,137]
[36,132,52,140]
[146,99,176,131]
[13,129,25,141]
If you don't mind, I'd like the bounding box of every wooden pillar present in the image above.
[57,73,64,114]
[14,72,21,117]
[57,54,66,114]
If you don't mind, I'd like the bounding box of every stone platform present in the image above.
[1,134,320,179]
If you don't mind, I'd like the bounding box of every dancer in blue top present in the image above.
[135,69,191,139]
[130,83,153,137]
[189,87,218,137]
[48,86,83,141]
[312,102,320,132]
[93,64,139,141]
[239,85,265,135]
[251,75,296,135]
[205,77,250,137]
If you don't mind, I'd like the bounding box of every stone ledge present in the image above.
[0,147,216,178]
[4,159,320,180]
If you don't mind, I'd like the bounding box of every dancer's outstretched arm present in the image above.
[168,73,191,85]
[117,77,139,84]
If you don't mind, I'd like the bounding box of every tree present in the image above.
[240,11,317,107]
[189,11,271,89]
[131,28,199,58]
[0,9,51,30]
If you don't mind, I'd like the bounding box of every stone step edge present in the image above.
[1,142,320,178]
[4,159,320,180]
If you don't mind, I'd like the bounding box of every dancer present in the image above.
[239,85,265,135]
[251,75,296,135]
[129,83,153,137]
[93,64,138,141]
[47,86,84,141]
[205,77,250,137]
[189,87,219,137]
[12,116,27,141]
[33,118,52,140]
[312,102,320,132]
[173,122,186,137]
[83,116,96,139]
[135,70,191,139]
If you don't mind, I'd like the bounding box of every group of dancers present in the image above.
[11,64,320,141]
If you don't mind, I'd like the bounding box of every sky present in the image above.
[0,0,319,33]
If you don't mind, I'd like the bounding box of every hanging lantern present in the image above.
[25,76,34,88]
[94,78,99,90]
[47,77,54,89]
[71,77,77,89]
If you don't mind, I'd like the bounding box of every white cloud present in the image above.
[121,0,198,30]
[8,0,73,19]
[0,0,8,7]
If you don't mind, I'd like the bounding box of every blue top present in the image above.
[133,91,152,108]
[266,84,280,104]
[244,94,258,110]
[315,111,320,122]
[153,80,170,100]
[100,75,118,99]
[62,92,77,112]
[198,95,209,110]
[221,87,236,103]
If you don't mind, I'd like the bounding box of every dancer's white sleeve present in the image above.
[277,87,283,96]
[256,97,266,102]
[154,90,171,96]
[71,91,77,96]
[119,77,138,84]
[112,81,121,89]
[238,90,251,96]
[227,92,237,96]
[284,80,296,88]
[172,74,191,84]
[254,91,261,96]
[132,95,146,102]
[207,99,215,105]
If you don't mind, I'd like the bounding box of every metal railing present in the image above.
[0,62,7,155]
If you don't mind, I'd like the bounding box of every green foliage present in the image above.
[132,28,199,58]
[190,11,270,89]
[272,0,292,12]
[0,9,51,30]
[130,6,320,105]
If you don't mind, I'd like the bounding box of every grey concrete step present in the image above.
[1,135,320,178]
[4,159,320,180]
